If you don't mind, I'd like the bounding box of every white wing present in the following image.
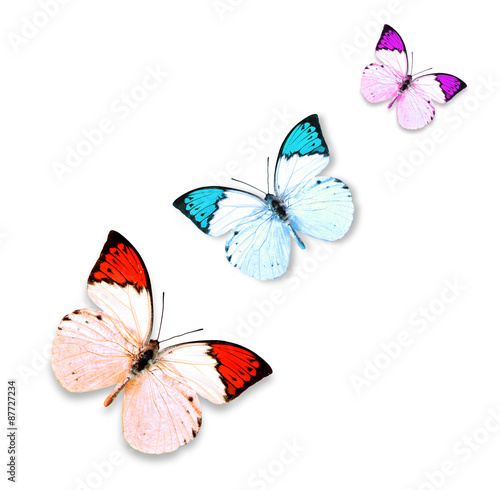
[122,365,202,454]
[374,24,408,79]
[225,209,291,280]
[361,63,402,103]
[396,86,436,130]
[87,231,153,347]
[274,114,330,201]
[156,341,273,404]
[173,187,268,236]
[287,177,354,241]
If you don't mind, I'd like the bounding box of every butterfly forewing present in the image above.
[412,73,467,104]
[87,231,154,347]
[173,187,268,236]
[274,114,331,201]
[374,24,408,77]
[156,341,273,404]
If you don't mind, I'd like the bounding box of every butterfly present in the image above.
[173,114,354,280]
[361,24,466,130]
[51,230,272,454]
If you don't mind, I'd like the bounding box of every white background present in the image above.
[2,1,500,489]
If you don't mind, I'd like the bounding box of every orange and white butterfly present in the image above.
[51,230,272,454]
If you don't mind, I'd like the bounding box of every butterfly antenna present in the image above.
[266,157,270,194]
[231,178,266,195]
[410,52,414,75]
[155,292,166,341]
[412,67,433,77]
[158,328,204,344]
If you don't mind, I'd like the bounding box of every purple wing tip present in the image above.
[377,24,405,53]
[435,74,467,101]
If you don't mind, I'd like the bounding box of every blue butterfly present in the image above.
[173,114,354,280]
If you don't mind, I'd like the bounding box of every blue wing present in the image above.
[287,177,354,241]
[274,114,330,201]
[225,210,290,280]
[173,187,267,236]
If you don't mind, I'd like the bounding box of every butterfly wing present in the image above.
[173,187,268,236]
[412,73,467,104]
[157,341,273,404]
[274,114,330,201]
[396,84,437,130]
[52,309,135,392]
[374,24,408,77]
[286,177,354,242]
[122,365,202,454]
[87,230,153,347]
[361,24,408,104]
[225,209,291,280]
[361,63,403,103]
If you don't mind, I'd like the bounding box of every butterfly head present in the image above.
[131,340,159,375]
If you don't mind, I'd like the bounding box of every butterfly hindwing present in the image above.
[173,187,268,236]
[52,309,135,392]
[396,86,436,130]
[274,114,330,200]
[287,177,354,242]
[87,230,153,347]
[225,209,291,280]
[123,364,202,454]
[361,62,403,103]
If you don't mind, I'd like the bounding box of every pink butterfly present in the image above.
[361,24,466,130]
[51,231,272,454]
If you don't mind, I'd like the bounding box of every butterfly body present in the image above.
[52,231,272,453]
[361,25,466,129]
[174,115,354,279]
[266,193,288,221]
[131,340,159,375]
[399,75,412,93]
